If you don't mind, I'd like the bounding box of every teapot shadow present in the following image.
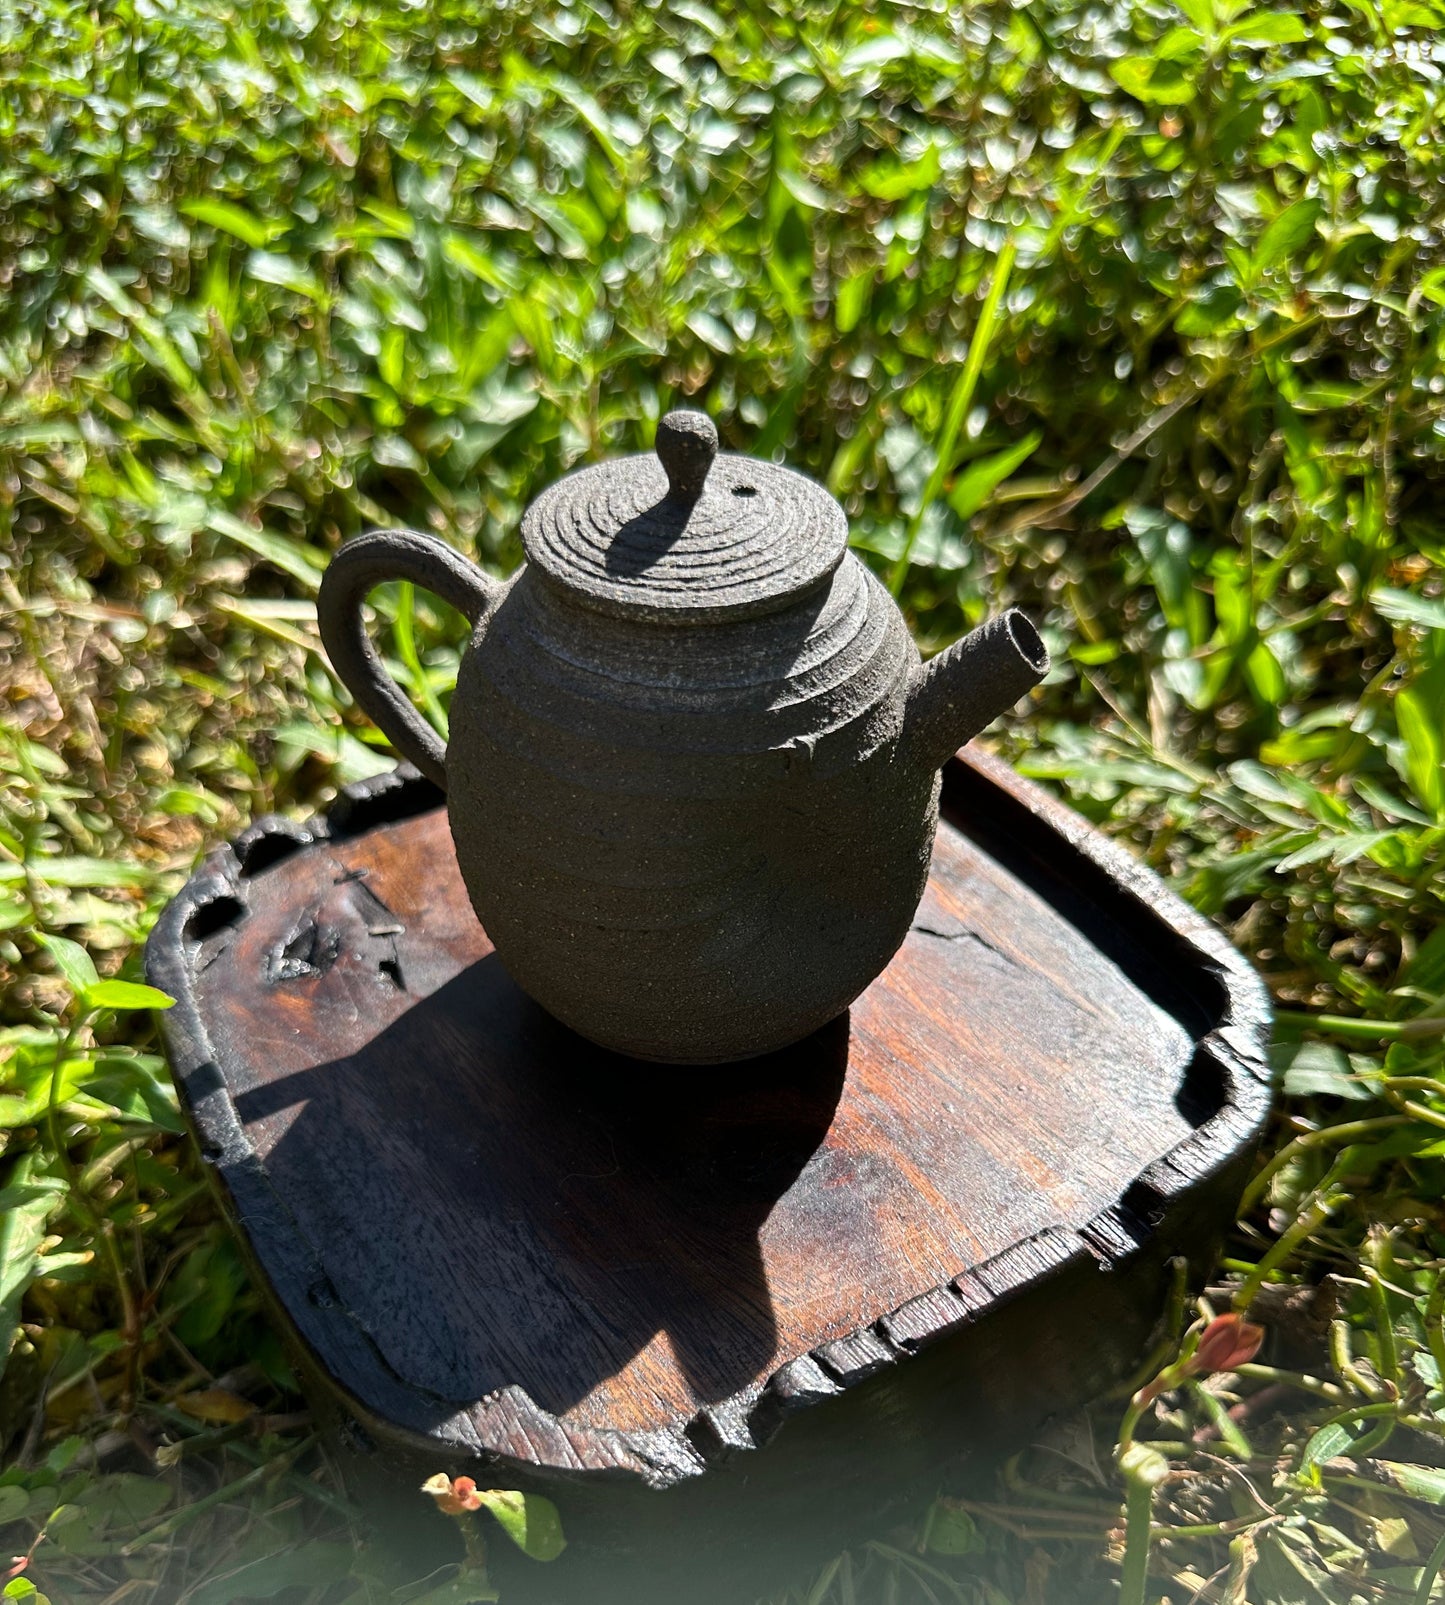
[233,953,849,1424]
[603,496,694,578]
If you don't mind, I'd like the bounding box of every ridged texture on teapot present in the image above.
[466,557,910,794]
[521,452,847,624]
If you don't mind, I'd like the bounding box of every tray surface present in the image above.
[149,751,1271,1487]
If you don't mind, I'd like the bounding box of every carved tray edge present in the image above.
[145,750,1274,1492]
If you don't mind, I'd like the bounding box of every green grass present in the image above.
[2,0,1445,1596]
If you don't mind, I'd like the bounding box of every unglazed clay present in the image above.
[318,410,1049,1062]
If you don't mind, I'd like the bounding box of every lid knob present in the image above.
[655,409,718,503]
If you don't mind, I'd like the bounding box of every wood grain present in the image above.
[147,749,1272,1501]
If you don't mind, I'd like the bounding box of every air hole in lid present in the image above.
[732,485,757,497]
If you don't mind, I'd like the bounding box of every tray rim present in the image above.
[145,747,1273,1490]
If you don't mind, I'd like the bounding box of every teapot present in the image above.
[318,410,1048,1064]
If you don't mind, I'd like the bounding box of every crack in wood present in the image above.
[910,923,1021,968]
[346,874,407,992]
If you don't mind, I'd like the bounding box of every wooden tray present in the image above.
[146,749,1271,1591]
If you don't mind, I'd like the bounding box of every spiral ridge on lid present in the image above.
[521,443,848,625]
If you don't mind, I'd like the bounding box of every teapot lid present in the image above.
[520,410,848,624]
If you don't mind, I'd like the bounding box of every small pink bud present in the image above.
[1186,1313,1265,1377]
[449,1476,483,1512]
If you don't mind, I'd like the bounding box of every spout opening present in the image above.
[1004,609,1050,676]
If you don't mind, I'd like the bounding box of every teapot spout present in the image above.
[902,609,1049,774]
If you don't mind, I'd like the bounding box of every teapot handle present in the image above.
[318,529,503,793]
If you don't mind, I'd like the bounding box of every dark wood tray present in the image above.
[146,748,1271,1592]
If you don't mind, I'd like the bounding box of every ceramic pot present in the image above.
[319,410,1048,1062]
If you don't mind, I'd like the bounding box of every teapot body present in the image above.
[448,554,936,1062]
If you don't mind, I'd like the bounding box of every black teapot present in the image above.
[319,410,1048,1063]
